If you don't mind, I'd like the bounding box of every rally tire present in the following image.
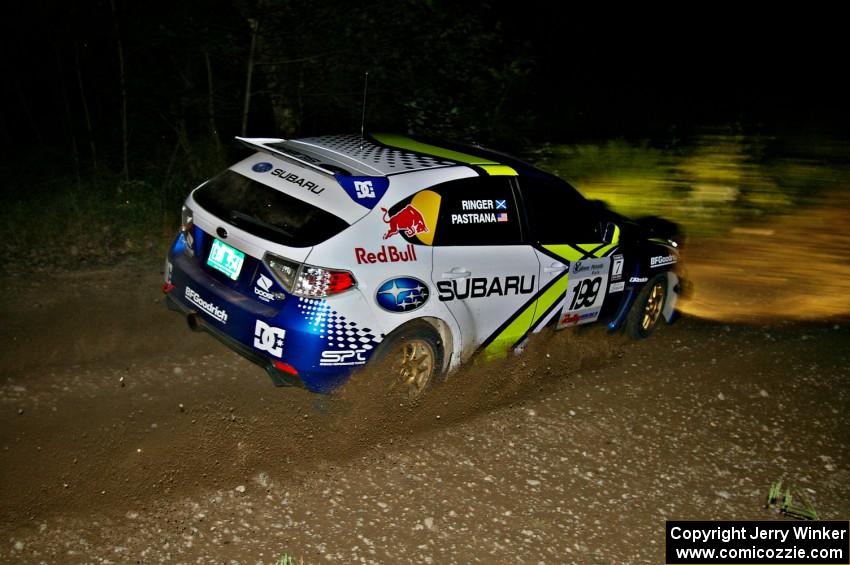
[371,320,444,401]
[625,274,667,340]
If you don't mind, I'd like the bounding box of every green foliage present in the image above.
[528,133,849,237]
[0,150,215,267]
[1,0,536,268]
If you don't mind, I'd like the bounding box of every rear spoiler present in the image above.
[235,137,338,177]
[236,137,391,210]
[236,136,391,179]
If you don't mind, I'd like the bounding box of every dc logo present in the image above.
[354,180,376,199]
[252,162,274,173]
[253,320,285,358]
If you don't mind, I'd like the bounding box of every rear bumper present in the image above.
[164,234,379,393]
[165,292,302,388]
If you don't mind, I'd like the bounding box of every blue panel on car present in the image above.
[335,175,389,209]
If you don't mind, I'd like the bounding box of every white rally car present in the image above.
[163,134,684,397]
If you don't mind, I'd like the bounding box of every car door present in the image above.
[428,177,540,360]
[517,175,623,332]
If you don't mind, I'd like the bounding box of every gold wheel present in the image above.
[390,338,436,400]
[641,280,665,331]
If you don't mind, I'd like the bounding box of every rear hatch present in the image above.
[185,145,380,297]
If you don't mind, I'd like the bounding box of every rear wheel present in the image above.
[625,274,667,339]
[372,321,444,400]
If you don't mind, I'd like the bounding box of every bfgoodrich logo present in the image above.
[650,254,677,268]
[185,286,228,323]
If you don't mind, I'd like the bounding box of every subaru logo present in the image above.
[252,162,273,173]
[375,277,429,313]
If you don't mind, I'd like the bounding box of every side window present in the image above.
[431,177,522,246]
[519,175,601,243]
[385,176,521,247]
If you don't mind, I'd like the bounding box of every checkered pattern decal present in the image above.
[297,134,454,174]
[297,297,383,351]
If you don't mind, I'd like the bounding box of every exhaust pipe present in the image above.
[186,313,204,332]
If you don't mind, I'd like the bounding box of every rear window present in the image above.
[193,170,348,247]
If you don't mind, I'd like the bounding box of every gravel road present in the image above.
[1,255,848,564]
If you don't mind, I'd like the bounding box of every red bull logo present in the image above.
[382,205,428,240]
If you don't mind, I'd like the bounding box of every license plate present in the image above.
[207,239,245,280]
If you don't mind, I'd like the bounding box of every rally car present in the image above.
[163,133,684,397]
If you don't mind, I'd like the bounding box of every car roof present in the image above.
[237,133,533,178]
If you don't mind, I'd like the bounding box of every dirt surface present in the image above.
[679,188,850,322]
[1,243,849,563]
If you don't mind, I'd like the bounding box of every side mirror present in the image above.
[589,199,610,212]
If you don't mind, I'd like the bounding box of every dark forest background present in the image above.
[0,1,847,259]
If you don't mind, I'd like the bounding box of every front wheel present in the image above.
[371,321,444,400]
[625,274,667,339]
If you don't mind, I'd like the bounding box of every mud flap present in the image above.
[663,271,680,323]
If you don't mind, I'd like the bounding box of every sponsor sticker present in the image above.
[253,320,285,358]
[571,260,606,276]
[609,281,625,293]
[254,274,277,302]
[257,274,273,291]
[559,310,599,327]
[451,197,512,223]
[354,180,376,199]
[611,254,624,281]
[437,275,535,301]
[558,257,610,330]
[270,168,325,195]
[336,176,389,208]
[650,254,677,268]
[630,276,649,283]
[185,286,228,323]
[461,199,495,210]
[375,277,430,313]
[355,244,417,264]
[320,349,369,367]
[252,162,326,195]
[382,205,428,239]
[451,212,500,224]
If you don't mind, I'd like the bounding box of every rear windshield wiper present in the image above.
[229,210,294,239]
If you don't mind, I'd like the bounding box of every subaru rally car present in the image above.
[163,134,685,397]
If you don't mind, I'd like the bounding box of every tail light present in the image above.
[162,257,175,293]
[181,205,193,231]
[264,253,356,298]
[181,205,195,255]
